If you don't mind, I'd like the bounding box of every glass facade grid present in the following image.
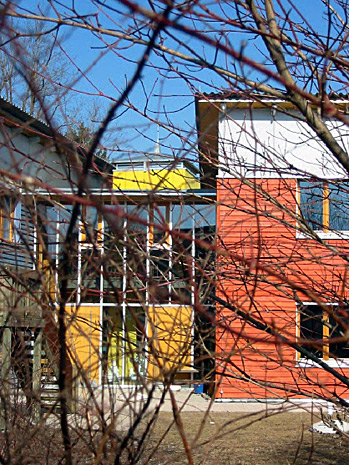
[48,199,215,385]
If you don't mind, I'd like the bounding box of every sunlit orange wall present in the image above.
[216,178,349,400]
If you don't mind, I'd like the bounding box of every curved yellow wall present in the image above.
[113,169,200,191]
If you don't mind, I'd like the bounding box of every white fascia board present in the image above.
[198,97,349,104]
[198,98,288,104]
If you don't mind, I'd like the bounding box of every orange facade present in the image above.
[216,178,349,400]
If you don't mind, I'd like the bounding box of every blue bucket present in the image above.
[193,383,204,394]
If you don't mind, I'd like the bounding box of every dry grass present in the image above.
[144,411,349,465]
[0,408,348,464]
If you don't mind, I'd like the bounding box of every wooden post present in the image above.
[1,327,12,431]
[32,329,42,421]
[71,365,79,414]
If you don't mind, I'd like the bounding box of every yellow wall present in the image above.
[66,305,101,383]
[65,304,193,384]
[113,169,200,191]
[147,305,193,380]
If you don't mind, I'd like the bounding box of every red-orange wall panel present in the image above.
[216,178,349,399]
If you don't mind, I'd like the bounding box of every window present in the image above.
[149,245,171,303]
[171,204,194,304]
[37,204,58,261]
[80,249,102,303]
[103,221,124,304]
[81,206,102,244]
[0,196,21,241]
[0,196,13,240]
[149,162,172,171]
[57,205,78,303]
[103,306,146,383]
[58,205,78,248]
[299,180,349,234]
[115,161,144,171]
[299,303,349,360]
[123,204,148,304]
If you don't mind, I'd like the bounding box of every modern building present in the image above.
[0,96,112,404]
[196,92,349,401]
[0,98,216,393]
[99,148,215,385]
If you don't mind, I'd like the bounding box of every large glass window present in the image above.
[101,199,216,385]
[149,246,171,303]
[103,226,124,304]
[57,205,79,303]
[152,205,168,245]
[299,303,349,360]
[37,204,58,260]
[57,205,78,248]
[104,306,146,384]
[171,204,194,304]
[194,203,216,302]
[299,180,349,233]
[103,307,123,382]
[124,310,146,382]
[125,204,147,304]
[193,203,216,381]
[81,205,101,244]
[0,196,15,240]
[45,205,59,258]
[148,205,170,303]
[80,248,101,303]
[328,182,349,231]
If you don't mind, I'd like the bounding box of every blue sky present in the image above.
[13,0,334,161]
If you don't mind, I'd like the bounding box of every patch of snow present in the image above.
[310,420,349,434]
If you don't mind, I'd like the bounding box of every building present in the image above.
[0,98,216,393]
[0,97,112,405]
[102,148,215,385]
[46,144,215,386]
[196,93,349,401]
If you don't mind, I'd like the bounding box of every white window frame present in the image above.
[296,180,349,240]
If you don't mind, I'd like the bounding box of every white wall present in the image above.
[218,106,348,179]
[0,125,103,189]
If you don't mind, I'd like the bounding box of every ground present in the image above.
[145,411,349,465]
[1,393,349,464]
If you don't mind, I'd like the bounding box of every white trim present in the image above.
[151,303,192,308]
[169,202,172,304]
[77,303,101,307]
[198,98,349,104]
[214,397,349,403]
[297,231,349,240]
[300,301,338,306]
[103,303,122,307]
[99,215,105,385]
[297,359,349,369]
